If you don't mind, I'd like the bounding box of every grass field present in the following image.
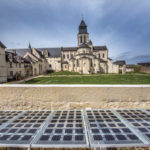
[24,72,150,84]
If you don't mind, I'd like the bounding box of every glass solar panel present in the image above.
[0,111,22,128]
[85,109,144,148]
[0,111,52,148]
[32,110,89,148]
[0,109,150,149]
[116,109,150,144]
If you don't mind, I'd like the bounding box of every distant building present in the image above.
[126,65,135,72]
[138,62,150,73]
[0,41,7,83]
[0,19,125,83]
[5,51,31,80]
[114,60,126,74]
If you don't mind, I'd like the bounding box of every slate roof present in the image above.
[114,60,126,66]
[138,62,150,66]
[6,49,31,57]
[5,51,30,63]
[7,47,61,57]
[6,45,108,58]
[61,47,78,51]
[35,49,44,58]
[93,46,108,51]
[0,41,6,48]
[25,55,36,63]
[62,46,108,51]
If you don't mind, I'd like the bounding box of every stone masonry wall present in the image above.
[0,85,150,110]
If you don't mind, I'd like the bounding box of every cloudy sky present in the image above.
[0,0,150,64]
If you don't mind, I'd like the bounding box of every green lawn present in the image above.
[24,73,150,84]
[47,71,80,75]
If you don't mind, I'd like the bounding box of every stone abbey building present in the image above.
[0,20,125,83]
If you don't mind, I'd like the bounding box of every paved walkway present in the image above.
[7,75,44,84]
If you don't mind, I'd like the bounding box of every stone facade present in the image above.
[5,51,32,80]
[0,42,7,83]
[138,63,150,73]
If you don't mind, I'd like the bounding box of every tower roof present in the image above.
[79,19,87,27]
[78,19,88,34]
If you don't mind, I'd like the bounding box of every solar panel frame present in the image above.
[0,110,52,149]
[31,110,89,148]
[85,109,145,148]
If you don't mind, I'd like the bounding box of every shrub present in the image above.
[134,65,141,73]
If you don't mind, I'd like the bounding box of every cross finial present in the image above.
[82,14,84,20]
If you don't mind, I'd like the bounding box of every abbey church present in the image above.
[61,20,119,74]
[0,19,125,83]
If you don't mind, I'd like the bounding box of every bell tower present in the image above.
[78,19,89,46]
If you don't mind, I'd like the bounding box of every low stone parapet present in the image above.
[0,85,150,110]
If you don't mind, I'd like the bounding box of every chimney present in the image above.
[13,50,16,54]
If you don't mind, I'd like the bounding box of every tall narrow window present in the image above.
[80,36,82,43]
[103,53,105,58]
[84,35,86,43]
[77,59,79,67]
[99,54,100,58]
[10,62,12,68]
[63,54,65,59]
[10,71,13,77]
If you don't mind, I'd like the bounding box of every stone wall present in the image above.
[0,85,150,110]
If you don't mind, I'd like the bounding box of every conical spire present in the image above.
[79,19,87,27]
[28,42,32,49]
